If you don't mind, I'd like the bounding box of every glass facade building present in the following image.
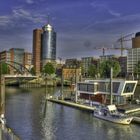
[42,24,56,66]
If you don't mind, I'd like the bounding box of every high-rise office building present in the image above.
[33,23,56,75]
[33,29,43,75]
[42,24,56,66]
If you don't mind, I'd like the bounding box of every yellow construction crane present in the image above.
[94,46,115,56]
[116,33,134,56]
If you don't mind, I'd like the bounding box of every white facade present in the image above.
[127,48,140,74]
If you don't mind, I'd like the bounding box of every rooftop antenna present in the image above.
[47,14,50,24]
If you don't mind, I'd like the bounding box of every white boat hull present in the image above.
[94,113,133,125]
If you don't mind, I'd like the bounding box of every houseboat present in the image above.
[76,79,138,105]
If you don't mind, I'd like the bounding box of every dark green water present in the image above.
[5,87,140,140]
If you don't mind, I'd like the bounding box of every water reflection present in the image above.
[5,87,140,140]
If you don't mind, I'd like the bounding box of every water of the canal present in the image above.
[5,87,140,140]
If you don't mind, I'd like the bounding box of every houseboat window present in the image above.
[98,82,106,92]
[123,83,135,93]
[87,84,94,92]
[78,84,88,91]
[113,82,120,93]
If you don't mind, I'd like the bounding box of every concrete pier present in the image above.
[117,104,140,114]
[47,98,140,124]
[133,117,140,123]
[47,98,95,112]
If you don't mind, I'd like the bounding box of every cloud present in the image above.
[13,8,31,18]
[12,8,47,23]
[0,16,11,26]
[108,10,121,17]
[0,7,47,29]
[90,1,121,17]
[26,0,34,4]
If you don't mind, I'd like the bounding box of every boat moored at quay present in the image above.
[94,104,133,125]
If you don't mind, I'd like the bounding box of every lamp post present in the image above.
[61,66,64,100]
[110,67,113,105]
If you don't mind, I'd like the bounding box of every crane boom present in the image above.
[117,33,134,56]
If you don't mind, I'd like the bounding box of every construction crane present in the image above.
[94,46,115,56]
[116,33,134,56]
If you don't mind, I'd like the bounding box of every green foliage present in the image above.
[99,60,121,78]
[0,62,10,75]
[134,61,140,77]
[43,62,55,75]
[30,67,36,75]
[88,64,98,78]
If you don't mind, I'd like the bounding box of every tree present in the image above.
[30,67,36,75]
[134,61,140,79]
[42,62,55,76]
[0,62,10,75]
[99,60,121,78]
[88,64,98,78]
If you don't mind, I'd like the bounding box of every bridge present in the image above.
[0,60,39,123]
[4,74,37,79]
[0,60,32,75]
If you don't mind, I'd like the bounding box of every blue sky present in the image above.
[1,0,140,59]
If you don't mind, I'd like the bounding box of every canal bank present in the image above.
[47,98,140,124]
[0,124,20,140]
[5,87,140,140]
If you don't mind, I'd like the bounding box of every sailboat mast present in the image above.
[110,67,113,105]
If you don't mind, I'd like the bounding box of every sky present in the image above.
[1,0,140,59]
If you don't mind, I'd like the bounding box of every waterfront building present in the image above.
[32,22,56,75]
[63,67,81,84]
[81,57,99,77]
[10,48,24,73]
[0,50,11,62]
[118,56,127,77]
[127,48,140,75]
[127,32,140,77]
[0,49,32,74]
[100,55,117,62]
[77,79,137,105]
[24,52,32,70]
[42,23,56,66]
[33,29,43,75]
[65,59,80,67]
[132,32,140,48]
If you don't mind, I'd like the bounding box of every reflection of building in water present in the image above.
[77,79,137,105]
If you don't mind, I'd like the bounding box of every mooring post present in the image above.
[0,75,5,118]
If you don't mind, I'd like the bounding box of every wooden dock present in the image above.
[47,98,95,112]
